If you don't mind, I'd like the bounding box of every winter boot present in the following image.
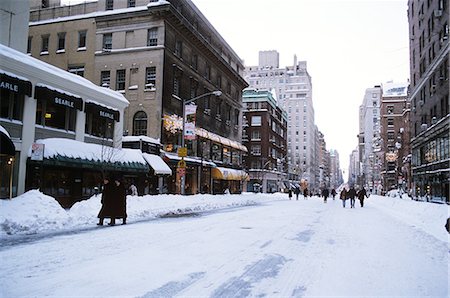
[108,218,116,226]
[97,218,104,226]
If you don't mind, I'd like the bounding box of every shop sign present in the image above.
[176,167,186,177]
[31,143,45,161]
[177,147,187,157]
[177,159,186,168]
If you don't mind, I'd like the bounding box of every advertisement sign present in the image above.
[184,104,197,140]
[31,143,45,161]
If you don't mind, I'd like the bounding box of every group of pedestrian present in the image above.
[340,186,369,208]
[288,187,309,200]
[97,177,127,226]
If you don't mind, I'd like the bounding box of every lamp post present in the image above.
[173,90,222,195]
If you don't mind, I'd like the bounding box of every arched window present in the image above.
[133,111,147,136]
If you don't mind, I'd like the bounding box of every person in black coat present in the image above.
[322,188,330,203]
[357,187,369,207]
[347,186,357,208]
[288,188,293,200]
[331,188,337,200]
[294,187,300,200]
[111,178,127,225]
[97,177,114,225]
[303,187,308,199]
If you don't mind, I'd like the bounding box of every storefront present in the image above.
[212,166,249,194]
[0,125,16,199]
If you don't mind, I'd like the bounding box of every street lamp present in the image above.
[173,90,222,195]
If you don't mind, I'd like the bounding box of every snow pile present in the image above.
[369,195,449,242]
[0,191,282,237]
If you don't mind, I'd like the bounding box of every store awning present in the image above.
[163,152,216,167]
[0,70,32,96]
[0,125,15,156]
[85,101,120,121]
[142,153,172,175]
[195,128,247,152]
[35,84,83,111]
[212,167,249,181]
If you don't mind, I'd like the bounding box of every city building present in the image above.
[348,147,360,186]
[244,51,318,188]
[329,149,343,189]
[407,0,449,202]
[379,82,409,192]
[358,85,382,193]
[28,0,249,194]
[242,88,288,193]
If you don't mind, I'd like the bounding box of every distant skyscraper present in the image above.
[244,51,317,188]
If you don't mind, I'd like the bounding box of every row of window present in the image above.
[412,134,449,166]
[28,30,87,54]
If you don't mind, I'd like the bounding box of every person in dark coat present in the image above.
[288,188,293,200]
[331,188,337,200]
[322,188,329,203]
[347,186,357,208]
[303,187,308,199]
[357,187,369,207]
[112,178,127,225]
[97,177,114,225]
[294,187,300,200]
[340,188,347,208]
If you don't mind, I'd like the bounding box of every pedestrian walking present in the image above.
[288,188,293,200]
[347,186,356,208]
[294,187,300,200]
[357,186,369,207]
[111,177,127,225]
[322,188,329,203]
[331,188,337,200]
[97,177,114,226]
[340,188,347,208]
[303,187,308,199]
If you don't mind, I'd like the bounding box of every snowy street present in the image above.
[0,193,448,297]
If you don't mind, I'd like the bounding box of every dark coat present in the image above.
[98,181,115,218]
[340,189,347,200]
[322,188,329,198]
[331,189,337,197]
[357,188,368,200]
[347,187,356,199]
[112,182,127,219]
[294,187,300,195]
[288,189,293,198]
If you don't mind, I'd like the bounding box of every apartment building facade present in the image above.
[244,51,318,189]
[407,0,449,201]
[28,0,249,195]
[242,89,288,193]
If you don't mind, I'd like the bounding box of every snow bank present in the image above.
[369,195,449,242]
[0,191,283,237]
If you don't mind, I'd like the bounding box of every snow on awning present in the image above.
[35,84,83,111]
[85,100,120,121]
[142,153,172,175]
[195,128,247,152]
[163,152,216,167]
[0,70,32,97]
[212,167,249,181]
[27,138,148,171]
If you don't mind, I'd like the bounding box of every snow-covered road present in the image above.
[0,196,448,297]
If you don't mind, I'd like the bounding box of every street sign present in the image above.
[31,143,44,161]
[178,147,187,157]
[177,159,186,168]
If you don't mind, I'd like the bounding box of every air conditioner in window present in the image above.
[204,108,211,115]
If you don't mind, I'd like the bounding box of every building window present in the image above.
[191,54,198,70]
[190,79,198,98]
[57,32,66,51]
[251,145,261,155]
[145,67,156,89]
[35,98,76,131]
[387,105,394,114]
[0,90,24,121]
[41,35,49,53]
[116,70,126,90]
[234,109,239,125]
[85,112,114,139]
[251,130,261,140]
[175,40,183,57]
[212,143,222,162]
[27,36,32,54]
[133,111,147,136]
[205,63,211,80]
[127,0,135,7]
[68,66,85,77]
[251,116,262,126]
[78,30,87,48]
[216,75,222,89]
[101,71,110,87]
[387,118,394,127]
[103,33,112,50]
[147,28,158,46]
[173,75,180,97]
[105,0,113,10]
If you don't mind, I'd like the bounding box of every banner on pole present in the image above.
[184,104,197,140]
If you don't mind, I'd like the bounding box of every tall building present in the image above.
[407,0,449,201]
[348,147,360,187]
[358,85,382,192]
[380,82,409,192]
[28,0,249,195]
[244,51,317,188]
[329,149,343,189]
[242,88,288,193]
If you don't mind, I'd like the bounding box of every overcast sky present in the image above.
[191,0,410,174]
[61,0,410,173]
